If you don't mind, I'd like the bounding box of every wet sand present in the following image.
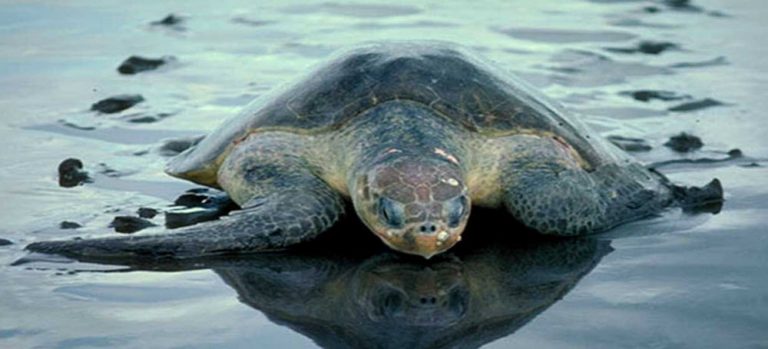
[1,0,767,348]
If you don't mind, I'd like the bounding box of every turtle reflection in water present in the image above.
[213,234,611,348]
[27,41,721,260]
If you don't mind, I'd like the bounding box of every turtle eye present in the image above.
[446,196,468,228]
[378,197,405,228]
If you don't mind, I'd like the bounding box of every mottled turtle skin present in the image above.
[28,41,703,259]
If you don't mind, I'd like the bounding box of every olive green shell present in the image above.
[167,41,618,187]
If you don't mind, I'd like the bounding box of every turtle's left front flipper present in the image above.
[26,182,345,260]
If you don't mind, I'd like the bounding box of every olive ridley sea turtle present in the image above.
[27,41,722,259]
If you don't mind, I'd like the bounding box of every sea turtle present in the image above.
[27,41,720,260]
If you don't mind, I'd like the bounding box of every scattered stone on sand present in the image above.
[727,148,743,158]
[607,135,652,152]
[90,94,145,114]
[644,6,661,13]
[157,136,205,156]
[622,90,689,102]
[137,207,159,219]
[664,133,703,152]
[662,0,701,11]
[668,98,725,112]
[58,158,92,188]
[151,14,184,27]
[606,40,678,55]
[110,216,156,234]
[117,56,174,75]
[166,188,236,229]
[0,238,12,246]
[59,221,82,229]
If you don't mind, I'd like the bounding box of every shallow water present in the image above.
[1,0,767,348]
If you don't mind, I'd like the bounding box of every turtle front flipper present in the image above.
[26,185,345,260]
[27,133,345,260]
[486,135,673,236]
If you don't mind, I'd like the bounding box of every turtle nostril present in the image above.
[418,223,437,234]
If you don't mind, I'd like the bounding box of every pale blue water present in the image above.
[1,0,767,348]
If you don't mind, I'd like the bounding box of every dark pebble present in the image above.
[607,135,652,152]
[166,188,236,229]
[665,0,690,6]
[728,148,743,158]
[606,40,677,55]
[118,56,173,75]
[173,188,234,208]
[663,0,698,10]
[668,98,725,112]
[664,133,704,152]
[58,158,92,188]
[91,94,145,114]
[644,6,661,13]
[638,41,678,54]
[110,216,156,234]
[137,207,159,219]
[0,238,12,246]
[151,14,183,26]
[623,90,689,102]
[60,221,82,229]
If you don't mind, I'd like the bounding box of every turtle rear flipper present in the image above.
[503,162,672,236]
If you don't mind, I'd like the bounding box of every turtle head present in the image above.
[352,155,470,259]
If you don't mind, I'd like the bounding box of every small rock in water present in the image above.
[638,40,678,54]
[137,207,159,219]
[644,6,661,13]
[668,98,725,112]
[110,216,156,234]
[664,133,703,152]
[607,135,652,152]
[151,14,184,27]
[623,90,689,102]
[662,0,701,11]
[0,238,12,246]
[91,94,144,114]
[166,188,236,228]
[58,158,92,188]
[59,221,82,229]
[117,56,174,75]
[606,40,677,55]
